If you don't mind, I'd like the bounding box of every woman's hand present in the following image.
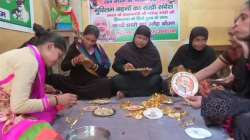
[116,91,125,99]
[199,80,225,97]
[72,54,85,65]
[217,73,235,87]
[141,68,152,77]
[123,63,135,71]
[57,93,78,108]
[229,36,249,61]
[72,54,96,69]
[223,73,235,85]
[232,36,249,59]
[199,80,212,97]
[45,84,57,94]
[184,96,202,109]
[83,59,95,69]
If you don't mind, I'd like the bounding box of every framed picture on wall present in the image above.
[0,0,34,32]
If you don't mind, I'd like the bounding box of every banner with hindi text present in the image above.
[89,0,179,42]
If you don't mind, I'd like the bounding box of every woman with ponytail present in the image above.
[0,23,77,140]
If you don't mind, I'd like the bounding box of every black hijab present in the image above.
[115,25,161,68]
[168,26,216,73]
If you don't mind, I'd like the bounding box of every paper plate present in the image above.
[90,99,111,104]
[143,108,163,119]
[93,107,115,117]
[185,127,212,139]
[171,72,198,97]
[82,105,99,112]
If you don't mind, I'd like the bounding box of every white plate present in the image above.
[143,108,163,119]
[82,105,99,112]
[171,72,198,97]
[185,127,212,139]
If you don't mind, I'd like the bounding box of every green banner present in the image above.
[0,0,34,32]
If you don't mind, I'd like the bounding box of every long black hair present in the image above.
[20,23,66,52]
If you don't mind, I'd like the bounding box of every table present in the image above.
[53,97,229,140]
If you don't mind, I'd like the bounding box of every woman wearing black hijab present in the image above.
[168,26,217,73]
[112,25,162,97]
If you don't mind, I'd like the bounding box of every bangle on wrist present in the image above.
[93,64,98,71]
[42,96,49,111]
[90,64,98,71]
[71,59,76,66]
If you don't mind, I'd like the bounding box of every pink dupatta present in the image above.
[28,45,57,123]
[0,45,58,139]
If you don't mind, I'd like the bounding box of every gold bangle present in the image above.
[93,64,99,71]
[71,59,76,66]
[90,64,96,69]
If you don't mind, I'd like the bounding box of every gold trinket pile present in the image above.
[162,106,188,121]
[119,93,191,126]
[120,94,176,120]
[120,100,144,120]
[120,100,132,110]
[142,93,165,108]
[126,110,144,120]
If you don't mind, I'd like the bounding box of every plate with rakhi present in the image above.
[171,72,198,97]
[126,105,144,111]
[93,107,115,117]
[82,105,99,112]
[90,99,111,104]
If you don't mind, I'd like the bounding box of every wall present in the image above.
[0,0,52,53]
[0,0,245,76]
